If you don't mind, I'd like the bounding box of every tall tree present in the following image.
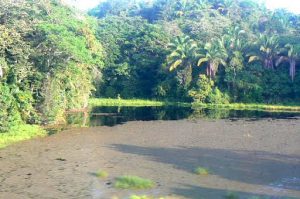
[197,38,228,78]
[248,34,279,69]
[276,44,300,81]
[167,36,198,87]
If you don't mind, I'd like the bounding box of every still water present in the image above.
[66,106,300,127]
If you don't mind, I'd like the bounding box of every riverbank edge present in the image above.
[1,98,300,149]
[89,98,300,112]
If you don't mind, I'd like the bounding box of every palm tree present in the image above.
[197,38,228,78]
[248,34,279,69]
[167,35,198,87]
[215,0,237,16]
[224,26,246,74]
[276,44,299,81]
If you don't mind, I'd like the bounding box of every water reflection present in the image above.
[65,106,300,127]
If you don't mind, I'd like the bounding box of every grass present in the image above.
[114,175,155,189]
[194,167,210,175]
[89,98,300,112]
[0,124,47,149]
[89,98,190,107]
[95,170,109,178]
[192,102,300,112]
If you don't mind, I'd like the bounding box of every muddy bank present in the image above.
[0,119,300,199]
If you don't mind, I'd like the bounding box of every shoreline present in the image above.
[1,98,300,149]
[89,98,300,112]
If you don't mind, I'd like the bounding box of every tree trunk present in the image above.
[290,59,296,82]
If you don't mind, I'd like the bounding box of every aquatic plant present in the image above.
[95,170,108,178]
[194,167,210,175]
[114,175,155,189]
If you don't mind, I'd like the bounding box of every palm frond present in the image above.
[275,56,287,67]
[197,57,209,66]
[169,59,182,71]
[248,56,260,63]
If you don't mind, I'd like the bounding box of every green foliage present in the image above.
[189,74,229,104]
[192,103,300,112]
[167,36,197,88]
[114,175,155,189]
[89,98,190,107]
[189,75,229,104]
[194,167,210,175]
[1,0,300,141]
[95,170,108,178]
[0,124,46,149]
[0,0,103,132]
[207,88,230,104]
[189,75,214,103]
[197,38,228,78]
[96,16,169,98]
[0,84,22,131]
[89,0,300,104]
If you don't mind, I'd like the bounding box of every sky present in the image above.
[63,0,300,14]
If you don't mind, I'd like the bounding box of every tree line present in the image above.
[90,0,300,103]
[0,0,300,133]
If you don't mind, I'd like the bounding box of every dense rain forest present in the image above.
[0,0,300,135]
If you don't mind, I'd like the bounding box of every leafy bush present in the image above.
[0,84,22,132]
[189,75,214,103]
[207,88,230,104]
[189,75,229,104]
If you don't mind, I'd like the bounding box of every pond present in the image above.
[66,106,300,127]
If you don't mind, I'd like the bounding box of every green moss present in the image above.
[0,125,47,149]
[114,175,155,189]
[194,167,210,175]
[95,170,108,178]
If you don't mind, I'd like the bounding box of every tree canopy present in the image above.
[1,0,300,132]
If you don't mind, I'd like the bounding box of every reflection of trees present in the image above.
[154,108,167,120]
[66,111,90,127]
[189,107,230,119]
